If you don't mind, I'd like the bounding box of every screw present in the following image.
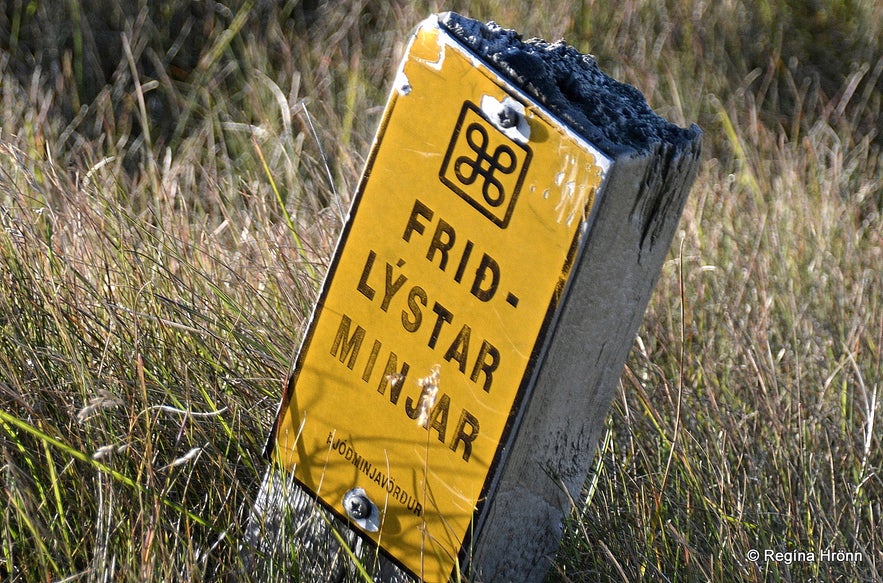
[346,492,371,519]
[342,488,380,532]
[497,105,519,128]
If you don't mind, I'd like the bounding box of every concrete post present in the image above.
[244,11,701,583]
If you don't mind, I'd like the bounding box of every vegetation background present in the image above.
[0,0,880,580]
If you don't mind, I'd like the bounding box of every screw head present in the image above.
[346,493,371,519]
[342,488,380,532]
[497,105,519,128]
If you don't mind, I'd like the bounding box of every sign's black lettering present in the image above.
[426,393,450,442]
[327,313,483,463]
[451,410,479,462]
[331,314,365,369]
[471,341,500,393]
[355,248,502,393]
[402,199,506,304]
[380,259,408,312]
[428,302,454,349]
[402,199,433,242]
[471,253,499,301]
[427,218,456,269]
[378,352,409,404]
[357,250,377,301]
[402,285,427,332]
[444,324,471,373]
[362,339,382,382]
[454,240,474,283]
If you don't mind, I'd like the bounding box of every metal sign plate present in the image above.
[270,15,610,581]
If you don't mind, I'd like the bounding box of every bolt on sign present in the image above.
[267,14,610,582]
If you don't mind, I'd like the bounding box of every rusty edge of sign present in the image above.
[259,12,615,579]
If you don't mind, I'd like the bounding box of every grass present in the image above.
[1,0,881,581]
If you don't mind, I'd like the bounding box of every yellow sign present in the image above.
[269,15,609,582]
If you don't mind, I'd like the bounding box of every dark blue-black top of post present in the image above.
[438,12,700,158]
